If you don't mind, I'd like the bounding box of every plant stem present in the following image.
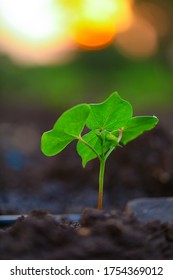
[98,158,106,210]
[105,146,115,161]
[117,128,123,143]
[105,128,123,160]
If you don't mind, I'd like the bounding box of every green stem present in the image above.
[98,158,106,210]
[104,128,123,160]
[105,146,115,161]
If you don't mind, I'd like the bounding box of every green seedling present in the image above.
[41,92,159,210]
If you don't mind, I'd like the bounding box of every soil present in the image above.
[0,104,173,259]
[0,208,173,260]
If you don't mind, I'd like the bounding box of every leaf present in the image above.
[120,116,159,145]
[54,104,90,138]
[41,104,90,156]
[41,129,74,156]
[41,103,90,156]
[41,92,159,166]
[77,130,118,167]
[77,130,101,167]
[86,92,132,131]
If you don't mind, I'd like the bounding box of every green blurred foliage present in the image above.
[0,46,172,112]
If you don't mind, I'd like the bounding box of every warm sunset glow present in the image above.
[0,0,65,42]
[0,0,76,64]
[72,21,116,49]
[0,0,135,60]
[115,16,158,59]
[1,0,165,64]
[112,0,134,33]
[0,30,76,65]
[70,0,134,50]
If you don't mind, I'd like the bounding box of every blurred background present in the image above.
[0,0,173,214]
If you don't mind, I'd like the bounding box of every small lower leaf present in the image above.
[77,130,101,167]
[77,130,117,167]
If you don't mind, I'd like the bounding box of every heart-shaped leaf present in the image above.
[86,92,132,131]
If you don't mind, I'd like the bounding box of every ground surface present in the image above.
[0,209,173,259]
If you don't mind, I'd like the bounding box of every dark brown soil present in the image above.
[0,209,173,260]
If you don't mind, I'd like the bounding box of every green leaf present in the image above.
[77,130,118,167]
[120,116,159,145]
[54,104,90,137]
[41,129,74,156]
[77,130,101,167]
[86,92,132,130]
[41,103,90,156]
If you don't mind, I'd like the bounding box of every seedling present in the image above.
[41,92,158,210]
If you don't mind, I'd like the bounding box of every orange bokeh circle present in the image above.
[72,21,116,49]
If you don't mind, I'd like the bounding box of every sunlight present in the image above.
[0,0,66,42]
[71,0,134,49]
[0,0,135,63]
[0,34,76,65]
[0,0,76,65]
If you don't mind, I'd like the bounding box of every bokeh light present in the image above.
[0,0,76,64]
[115,16,158,59]
[0,0,135,64]
[70,0,134,49]
[0,0,172,64]
[0,0,62,42]
[134,1,171,38]
[0,31,76,65]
